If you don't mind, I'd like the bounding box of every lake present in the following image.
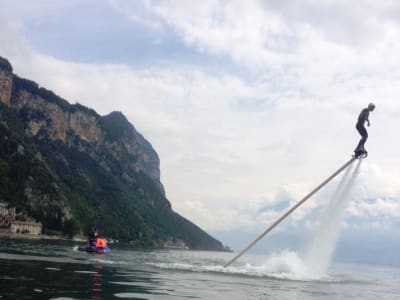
[0,239,399,299]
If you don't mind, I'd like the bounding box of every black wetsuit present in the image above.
[88,231,98,247]
[355,108,369,152]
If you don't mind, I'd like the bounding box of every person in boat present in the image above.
[354,103,375,156]
[88,228,107,249]
[88,228,99,247]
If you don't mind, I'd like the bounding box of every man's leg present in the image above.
[355,125,368,152]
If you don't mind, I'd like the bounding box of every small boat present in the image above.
[78,237,110,254]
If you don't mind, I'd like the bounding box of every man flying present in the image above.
[354,103,375,158]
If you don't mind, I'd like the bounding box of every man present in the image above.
[354,103,375,157]
[88,228,99,247]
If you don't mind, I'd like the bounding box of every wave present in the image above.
[147,250,339,282]
[89,258,129,265]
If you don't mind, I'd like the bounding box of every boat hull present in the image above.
[78,246,110,254]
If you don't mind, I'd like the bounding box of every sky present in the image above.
[0,0,399,265]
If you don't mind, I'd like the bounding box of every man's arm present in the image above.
[362,109,370,126]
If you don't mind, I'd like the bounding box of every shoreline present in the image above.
[0,230,86,242]
[0,231,232,252]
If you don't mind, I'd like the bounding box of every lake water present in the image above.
[0,240,399,299]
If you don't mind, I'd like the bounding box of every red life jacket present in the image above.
[95,238,107,248]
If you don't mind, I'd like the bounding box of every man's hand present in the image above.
[367,121,371,127]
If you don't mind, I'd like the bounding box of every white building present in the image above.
[10,221,42,235]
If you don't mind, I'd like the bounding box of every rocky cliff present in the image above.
[0,56,224,250]
[2,64,163,194]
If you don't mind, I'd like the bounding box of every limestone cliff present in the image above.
[0,60,164,195]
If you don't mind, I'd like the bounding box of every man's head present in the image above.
[368,102,375,111]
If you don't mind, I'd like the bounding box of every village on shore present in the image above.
[0,202,191,249]
[0,202,44,239]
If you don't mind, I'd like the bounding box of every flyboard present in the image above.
[353,145,368,159]
[224,151,366,268]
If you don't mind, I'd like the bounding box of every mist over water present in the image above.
[237,159,364,281]
[216,159,365,282]
[305,159,363,276]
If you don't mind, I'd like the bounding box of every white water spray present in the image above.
[305,159,362,276]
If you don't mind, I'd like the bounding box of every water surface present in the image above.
[0,240,399,299]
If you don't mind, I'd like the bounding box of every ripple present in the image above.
[45,267,62,271]
[73,270,97,274]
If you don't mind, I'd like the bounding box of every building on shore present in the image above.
[0,202,42,235]
[162,238,189,250]
[10,220,42,235]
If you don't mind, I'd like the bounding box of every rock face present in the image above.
[2,66,164,195]
[11,89,103,143]
[0,56,224,250]
[99,111,164,193]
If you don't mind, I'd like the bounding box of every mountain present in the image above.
[0,56,225,250]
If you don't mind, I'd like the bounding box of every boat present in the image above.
[78,237,110,254]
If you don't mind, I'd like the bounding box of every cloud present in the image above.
[107,0,164,31]
[109,1,400,77]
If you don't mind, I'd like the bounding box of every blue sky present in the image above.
[1,0,399,265]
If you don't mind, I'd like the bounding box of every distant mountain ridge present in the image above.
[0,56,225,250]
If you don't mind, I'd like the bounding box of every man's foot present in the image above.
[353,149,368,159]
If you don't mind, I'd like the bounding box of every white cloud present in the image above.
[349,197,400,218]
[109,1,400,76]
[107,0,163,31]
